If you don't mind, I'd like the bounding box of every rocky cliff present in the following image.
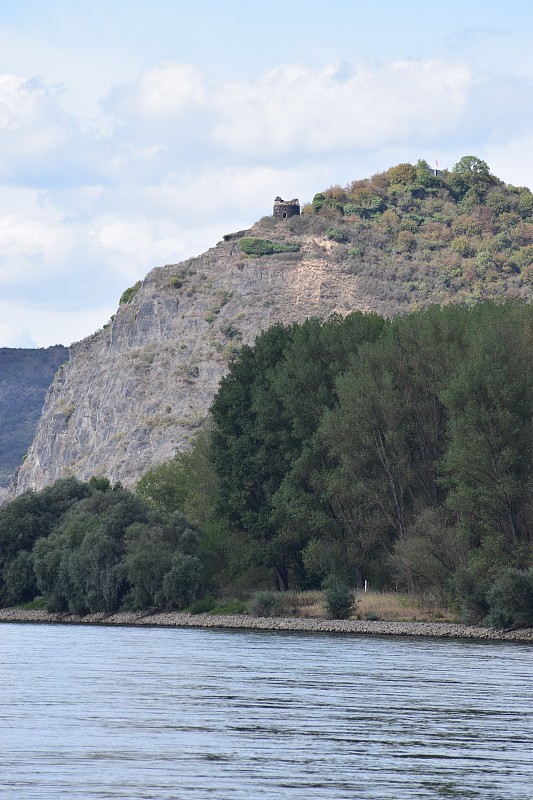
[11,170,533,496]
[11,218,379,494]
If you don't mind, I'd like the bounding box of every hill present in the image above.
[0,346,68,499]
[10,157,533,496]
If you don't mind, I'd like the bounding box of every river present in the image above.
[0,624,531,799]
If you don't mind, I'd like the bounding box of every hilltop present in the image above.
[10,157,533,495]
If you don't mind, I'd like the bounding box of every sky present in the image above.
[0,0,532,348]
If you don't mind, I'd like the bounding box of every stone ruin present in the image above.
[273,196,300,219]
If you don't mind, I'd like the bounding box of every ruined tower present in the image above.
[273,196,300,219]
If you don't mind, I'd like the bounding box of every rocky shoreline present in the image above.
[0,608,531,642]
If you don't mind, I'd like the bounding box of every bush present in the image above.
[119,281,142,304]
[247,591,286,617]
[239,238,300,257]
[188,595,217,614]
[485,569,533,630]
[326,227,347,243]
[450,570,490,625]
[160,553,204,609]
[2,550,37,605]
[322,574,355,619]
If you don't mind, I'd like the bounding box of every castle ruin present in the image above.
[273,197,300,219]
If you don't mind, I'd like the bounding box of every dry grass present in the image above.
[355,591,458,623]
[285,589,458,623]
[284,590,324,619]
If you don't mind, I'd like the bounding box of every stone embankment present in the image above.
[0,609,531,642]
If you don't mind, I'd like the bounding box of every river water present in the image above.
[0,624,531,799]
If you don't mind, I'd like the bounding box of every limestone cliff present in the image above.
[11,218,377,494]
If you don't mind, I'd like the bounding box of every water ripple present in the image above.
[0,625,531,799]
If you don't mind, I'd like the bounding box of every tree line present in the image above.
[139,301,533,626]
[1,302,532,627]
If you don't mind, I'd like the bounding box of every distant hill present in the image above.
[0,346,68,498]
[11,157,532,495]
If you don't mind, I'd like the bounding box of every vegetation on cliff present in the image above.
[258,155,532,314]
[10,156,532,497]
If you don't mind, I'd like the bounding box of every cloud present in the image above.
[0,53,530,347]
[129,62,206,117]
[0,321,37,348]
[446,26,508,49]
[209,61,473,156]
[483,135,533,188]
[0,300,116,348]
[0,74,72,176]
[94,216,187,278]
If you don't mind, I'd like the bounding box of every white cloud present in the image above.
[209,61,473,156]
[137,63,206,117]
[94,217,187,279]
[0,50,530,347]
[0,208,77,285]
[483,135,533,188]
[0,74,71,169]
[0,321,37,348]
[0,300,115,348]
[106,62,206,120]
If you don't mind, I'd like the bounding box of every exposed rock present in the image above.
[0,608,531,642]
[10,206,532,496]
[12,219,376,494]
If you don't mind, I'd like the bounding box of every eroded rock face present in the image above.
[8,220,393,494]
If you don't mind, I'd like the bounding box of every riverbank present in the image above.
[1,608,531,642]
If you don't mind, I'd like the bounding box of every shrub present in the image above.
[209,599,248,615]
[160,553,204,609]
[2,551,37,605]
[450,570,490,625]
[247,590,286,617]
[188,595,217,614]
[326,227,347,243]
[119,281,142,304]
[239,238,300,257]
[322,574,355,619]
[485,569,533,630]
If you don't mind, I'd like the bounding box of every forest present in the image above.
[1,302,532,629]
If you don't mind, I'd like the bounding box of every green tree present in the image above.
[0,477,92,605]
[210,323,296,589]
[210,314,387,589]
[451,156,492,181]
[440,304,533,578]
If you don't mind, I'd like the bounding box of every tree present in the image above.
[209,314,385,590]
[452,156,492,181]
[440,303,533,578]
[210,323,296,589]
[0,477,92,605]
[387,163,416,187]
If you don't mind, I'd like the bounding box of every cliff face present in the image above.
[11,189,533,496]
[12,219,376,494]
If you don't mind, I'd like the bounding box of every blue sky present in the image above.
[0,0,532,347]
